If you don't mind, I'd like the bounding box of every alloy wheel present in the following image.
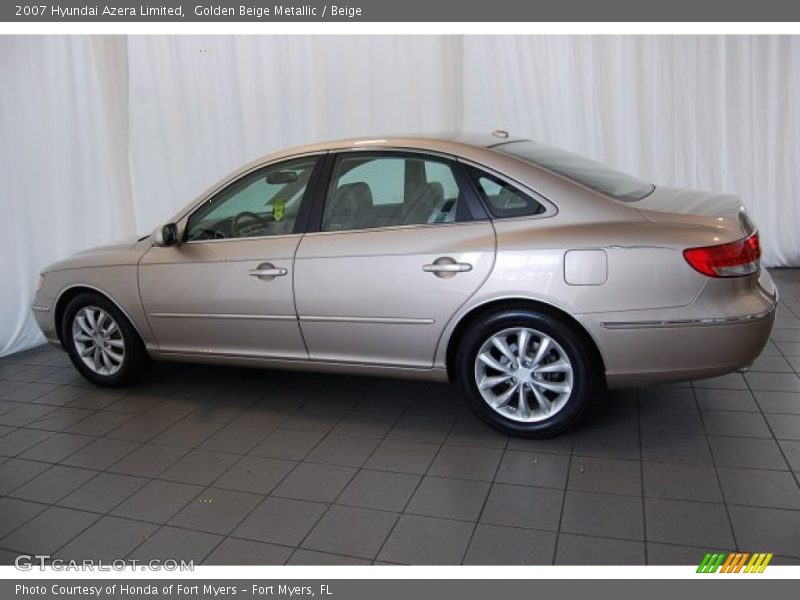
[473,327,573,422]
[71,306,126,376]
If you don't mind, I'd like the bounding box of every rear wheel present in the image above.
[456,309,594,437]
[62,293,149,387]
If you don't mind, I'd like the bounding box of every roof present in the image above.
[275,132,530,156]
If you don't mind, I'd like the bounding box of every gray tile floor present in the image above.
[1,269,799,566]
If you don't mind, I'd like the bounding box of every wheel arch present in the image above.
[54,284,147,347]
[444,297,607,384]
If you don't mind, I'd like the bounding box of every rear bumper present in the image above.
[585,270,778,387]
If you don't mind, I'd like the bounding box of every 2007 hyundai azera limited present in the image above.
[31,133,778,436]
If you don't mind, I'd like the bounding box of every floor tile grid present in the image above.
[172,376,428,564]
[290,382,475,564]
[688,381,740,554]
[0,369,396,562]
[742,342,800,492]
[368,404,476,565]
[255,377,419,564]
[400,419,510,565]
[4,366,800,564]
[120,377,388,565]
[546,420,576,565]
[0,371,341,561]
[0,431,154,553]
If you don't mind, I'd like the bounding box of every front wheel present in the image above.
[62,293,149,387]
[456,309,595,437]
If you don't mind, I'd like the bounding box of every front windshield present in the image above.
[496,140,654,202]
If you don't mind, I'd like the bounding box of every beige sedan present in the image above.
[31,133,777,436]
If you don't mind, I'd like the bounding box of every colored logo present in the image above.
[697,552,773,573]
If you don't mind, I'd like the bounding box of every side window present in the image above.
[185,156,318,241]
[468,167,547,218]
[321,154,465,232]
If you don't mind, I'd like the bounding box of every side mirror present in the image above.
[152,223,179,247]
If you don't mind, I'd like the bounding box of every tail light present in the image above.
[683,232,761,277]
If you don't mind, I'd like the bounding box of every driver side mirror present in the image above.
[152,223,179,247]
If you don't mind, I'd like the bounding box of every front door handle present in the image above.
[423,257,473,278]
[249,262,288,281]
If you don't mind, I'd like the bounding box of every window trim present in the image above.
[179,152,327,245]
[306,149,488,235]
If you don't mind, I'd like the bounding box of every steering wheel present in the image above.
[233,211,265,238]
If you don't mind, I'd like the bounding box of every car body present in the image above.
[31,133,778,435]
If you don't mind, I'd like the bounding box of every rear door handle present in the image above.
[249,262,288,280]
[423,257,473,278]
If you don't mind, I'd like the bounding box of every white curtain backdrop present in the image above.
[1,35,798,355]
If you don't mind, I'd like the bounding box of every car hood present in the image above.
[43,236,152,273]
[635,186,754,241]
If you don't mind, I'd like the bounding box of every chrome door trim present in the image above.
[147,313,436,325]
[148,312,297,321]
[299,315,435,325]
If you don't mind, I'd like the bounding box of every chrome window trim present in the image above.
[182,232,302,246]
[301,218,488,238]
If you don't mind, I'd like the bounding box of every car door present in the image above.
[138,155,322,360]
[294,150,496,368]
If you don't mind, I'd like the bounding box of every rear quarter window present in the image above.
[467,166,547,218]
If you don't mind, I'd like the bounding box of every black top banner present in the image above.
[4,0,800,22]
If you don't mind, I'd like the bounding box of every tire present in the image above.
[61,292,150,387]
[455,308,595,437]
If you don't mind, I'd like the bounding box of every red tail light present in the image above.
[683,232,761,277]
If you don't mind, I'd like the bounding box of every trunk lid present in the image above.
[634,186,755,240]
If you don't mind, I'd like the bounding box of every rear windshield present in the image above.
[496,140,655,202]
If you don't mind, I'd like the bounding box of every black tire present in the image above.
[455,308,595,437]
[61,292,150,387]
